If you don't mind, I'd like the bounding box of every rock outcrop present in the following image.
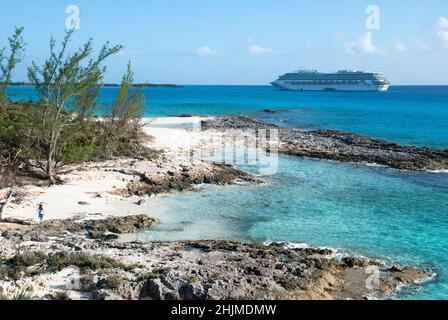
[0,228,432,300]
[202,116,448,171]
[112,161,257,197]
[2,215,159,242]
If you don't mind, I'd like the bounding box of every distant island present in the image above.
[9,82,185,88]
[102,83,185,88]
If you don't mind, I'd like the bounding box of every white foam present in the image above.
[285,242,310,249]
[265,241,338,254]
[426,169,448,173]
[365,162,386,168]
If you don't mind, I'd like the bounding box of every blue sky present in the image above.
[1,0,448,84]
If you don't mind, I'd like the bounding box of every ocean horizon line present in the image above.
[7,83,448,88]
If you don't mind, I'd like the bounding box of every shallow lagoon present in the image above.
[131,156,448,299]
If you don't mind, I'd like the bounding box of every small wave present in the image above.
[264,241,339,253]
[365,162,387,168]
[263,240,309,249]
[288,108,313,113]
[266,241,392,265]
[389,272,438,300]
[426,169,448,173]
[416,272,438,284]
[285,242,311,249]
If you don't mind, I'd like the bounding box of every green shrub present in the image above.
[0,251,140,281]
[53,290,70,300]
[105,274,123,290]
[0,252,47,280]
[0,290,35,300]
[8,252,47,267]
[0,101,160,174]
[79,272,96,291]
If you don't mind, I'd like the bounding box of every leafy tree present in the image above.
[1,29,152,188]
[0,27,25,102]
[74,86,101,120]
[1,27,25,195]
[111,60,146,128]
[27,30,122,182]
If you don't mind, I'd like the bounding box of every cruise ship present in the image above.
[271,69,390,92]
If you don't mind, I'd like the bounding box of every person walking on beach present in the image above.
[37,203,45,223]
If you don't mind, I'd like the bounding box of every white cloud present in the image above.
[436,17,448,47]
[359,32,380,54]
[196,46,216,56]
[246,39,274,55]
[248,44,274,55]
[437,30,448,46]
[437,17,448,29]
[344,32,383,55]
[394,39,407,52]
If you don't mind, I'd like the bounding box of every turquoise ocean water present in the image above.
[8,85,448,299]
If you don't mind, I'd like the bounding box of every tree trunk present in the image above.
[46,122,60,184]
[46,145,56,184]
[0,187,14,220]
[0,164,17,189]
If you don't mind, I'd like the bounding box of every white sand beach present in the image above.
[2,117,213,223]
[141,116,208,152]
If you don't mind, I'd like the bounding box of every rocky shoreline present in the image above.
[0,116,440,300]
[201,116,448,171]
[0,215,431,300]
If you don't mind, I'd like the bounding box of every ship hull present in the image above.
[271,81,390,92]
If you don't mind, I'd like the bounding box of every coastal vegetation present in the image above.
[0,27,156,191]
[0,251,140,281]
[0,27,25,102]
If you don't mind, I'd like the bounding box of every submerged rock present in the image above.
[262,109,279,113]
